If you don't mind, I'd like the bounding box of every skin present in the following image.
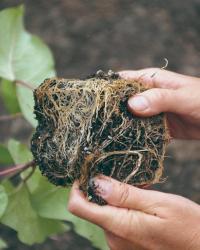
[68,68,200,250]
[120,68,200,140]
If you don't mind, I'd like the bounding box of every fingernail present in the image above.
[128,95,149,111]
[93,178,113,199]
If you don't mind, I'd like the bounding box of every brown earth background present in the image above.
[0,0,200,249]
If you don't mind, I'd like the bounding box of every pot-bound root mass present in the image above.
[31,70,169,205]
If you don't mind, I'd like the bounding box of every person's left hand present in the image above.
[68,176,200,250]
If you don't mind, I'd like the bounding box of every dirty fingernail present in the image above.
[128,96,149,111]
[94,178,113,199]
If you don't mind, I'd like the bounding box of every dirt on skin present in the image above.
[0,0,200,250]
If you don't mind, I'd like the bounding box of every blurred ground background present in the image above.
[0,0,200,249]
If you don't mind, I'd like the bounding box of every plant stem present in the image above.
[23,164,37,183]
[15,79,34,90]
[0,160,36,177]
[0,112,22,121]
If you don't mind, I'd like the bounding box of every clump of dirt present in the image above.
[31,70,169,205]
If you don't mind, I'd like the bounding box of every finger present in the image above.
[67,182,156,241]
[127,88,177,116]
[68,182,119,225]
[92,176,173,214]
[68,182,123,226]
[128,83,200,117]
[119,68,200,89]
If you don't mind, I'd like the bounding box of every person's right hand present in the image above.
[119,68,200,139]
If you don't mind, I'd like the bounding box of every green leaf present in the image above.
[27,169,69,220]
[4,140,68,244]
[0,79,20,114]
[0,238,7,249]
[0,144,13,165]
[0,180,14,194]
[0,5,56,126]
[0,185,8,218]
[17,86,36,127]
[1,185,66,245]
[29,170,108,250]
[7,139,32,164]
[69,216,108,250]
[6,139,108,249]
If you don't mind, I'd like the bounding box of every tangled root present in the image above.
[31,70,169,205]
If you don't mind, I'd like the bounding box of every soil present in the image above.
[0,0,200,249]
[31,72,168,205]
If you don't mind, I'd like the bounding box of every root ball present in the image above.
[31,70,169,204]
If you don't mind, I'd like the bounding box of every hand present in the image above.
[68,176,200,250]
[119,68,200,139]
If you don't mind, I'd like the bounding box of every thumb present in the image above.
[68,181,154,241]
[128,88,185,116]
[93,176,171,214]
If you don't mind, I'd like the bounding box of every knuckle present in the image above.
[142,67,160,75]
[148,89,172,109]
[123,211,137,238]
[149,67,160,72]
[151,89,165,100]
[118,184,130,206]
